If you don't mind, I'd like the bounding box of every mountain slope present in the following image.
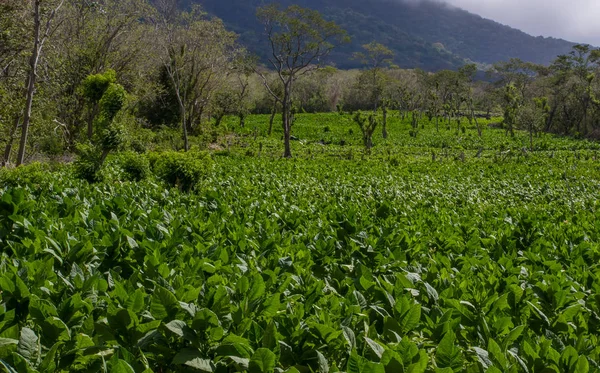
[191,0,577,71]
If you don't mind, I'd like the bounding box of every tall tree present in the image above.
[256,4,347,158]
[156,3,237,151]
[0,1,29,166]
[353,42,395,138]
[16,0,66,166]
[54,0,153,142]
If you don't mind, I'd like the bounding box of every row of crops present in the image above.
[1,114,600,372]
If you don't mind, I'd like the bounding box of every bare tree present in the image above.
[16,0,66,166]
[256,4,348,158]
[156,4,236,151]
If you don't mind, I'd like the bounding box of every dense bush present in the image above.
[0,162,59,188]
[149,150,213,191]
[73,143,105,183]
[118,151,151,182]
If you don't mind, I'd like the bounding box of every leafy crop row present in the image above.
[1,120,600,372]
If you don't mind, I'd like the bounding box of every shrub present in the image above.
[129,127,155,153]
[39,135,65,158]
[150,151,213,192]
[119,152,151,182]
[73,143,104,183]
[99,122,126,152]
[0,162,56,188]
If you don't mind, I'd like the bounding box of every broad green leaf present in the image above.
[126,289,145,313]
[126,236,138,249]
[17,328,38,362]
[342,326,356,352]
[150,286,179,320]
[249,348,276,373]
[381,350,403,372]
[526,301,550,326]
[365,337,385,360]
[42,317,71,344]
[347,352,362,373]
[227,356,250,370]
[502,326,525,349]
[436,331,462,370]
[262,321,278,350]
[0,339,18,348]
[316,350,329,373]
[487,338,507,369]
[112,359,136,373]
[575,356,589,373]
[261,293,280,318]
[248,274,265,304]
[399,304,421,333]
[347,352,385,373]
[39,342,60,372]
[424,283,439,303]
[472,347,492,370]
[407,350,428,373]
[172,348,214,372]
[165,320,188,338]
[192,308,220,332]
[559,346,578,371]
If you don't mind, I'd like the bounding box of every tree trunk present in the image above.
[470,101,481,137]
[180,104,189,152]
[382,105,388,139]
[215,114,224,127]
[282,102,291,158]
[435,116,439,132]
[87,103,99,139]
[268,106,276,135]
[282,82,292,158]
[239,113,245,127]
[100,148,111,166]
[16,0,42,166]
[365,134,372,151]
[545,106,558,132]
[2,115,20,167]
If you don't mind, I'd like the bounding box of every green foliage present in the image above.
[150,150,213,191]
[72,143,105,183]
[503,84,520,137]
[98,83,127,124]
[3,112,600,373]
[118,152,151,182]
[0,162,59,188]
[99,121,126,151]
[81,69,117,103]
[353,111,379,150]
[73,71,128,182]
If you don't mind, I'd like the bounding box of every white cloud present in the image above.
[443,0,600,45]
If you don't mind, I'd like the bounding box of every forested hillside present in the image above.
[194,0,577,70]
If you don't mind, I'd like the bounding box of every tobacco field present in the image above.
[1,113,600,372]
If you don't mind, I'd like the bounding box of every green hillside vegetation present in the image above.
[194,0,577,70]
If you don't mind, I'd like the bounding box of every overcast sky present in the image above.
[442,0,600,46]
